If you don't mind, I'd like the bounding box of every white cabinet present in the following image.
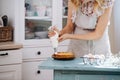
[20,0,67,41]
[22,47,54,80]
[0,49,22,80]
[22,45,69,80]
[22,61,53,80]
[18,0,69,46]
[0,0,69,45]
[20,0,69,80]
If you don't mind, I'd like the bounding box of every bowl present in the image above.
[35,31,48,39]
[25,32,35,39]
[82,54,105,65]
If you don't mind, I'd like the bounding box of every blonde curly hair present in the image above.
[70,0,113,11]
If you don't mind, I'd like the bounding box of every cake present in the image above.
[52,52,75,60]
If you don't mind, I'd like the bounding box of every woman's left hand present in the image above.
[58,33,71,42]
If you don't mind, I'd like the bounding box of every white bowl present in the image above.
[25,32,35,39]
[35,31,48,39]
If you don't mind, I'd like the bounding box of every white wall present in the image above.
[113,0,120,53]
[0,0,15,26]
[109,12,115,53]
[0,0,20,42]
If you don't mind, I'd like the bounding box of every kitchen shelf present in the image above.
[25,16,52,21]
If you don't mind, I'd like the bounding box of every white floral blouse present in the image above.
[68,0,114,57]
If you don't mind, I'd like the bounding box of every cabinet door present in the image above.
[22,61,53,80]
[20,0,53,45]
[62,0,68,28]
[55,70,120,80]
[24,0,52,40]
[0,64,21,80]
[19,0,69,46]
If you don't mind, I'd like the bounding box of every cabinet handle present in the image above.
[37,70,41,74]
[37,51,41,55]
[0,53,8,56]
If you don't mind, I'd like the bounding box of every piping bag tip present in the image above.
[54,48,58,54]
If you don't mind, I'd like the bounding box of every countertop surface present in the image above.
[39,58,120,72]
[0,42,23,50]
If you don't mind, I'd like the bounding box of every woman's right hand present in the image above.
[48,26,60,38]
[48,30,56,37]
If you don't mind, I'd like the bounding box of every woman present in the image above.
[49,0,114,58]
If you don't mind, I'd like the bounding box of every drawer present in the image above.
[23,46,69,59]
[22,61,53,80]
[22,47,54,59]
[0,64,21,80]
[0,49,22,65]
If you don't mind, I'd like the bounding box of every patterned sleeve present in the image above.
[100,0,114,9]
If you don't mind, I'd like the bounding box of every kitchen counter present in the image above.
[0,42,23,50]
[39,58,120,80]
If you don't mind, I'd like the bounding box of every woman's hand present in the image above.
[48,26,60,37]
[58,33,72,42]
[48,30,56,37]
